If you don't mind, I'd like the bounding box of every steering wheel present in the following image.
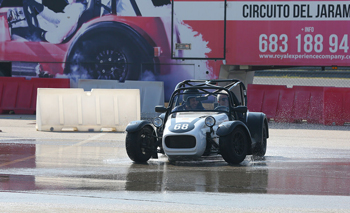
[214,106,229,112]
[22,0,40,30]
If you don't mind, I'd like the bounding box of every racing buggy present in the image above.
[125,79,269,164]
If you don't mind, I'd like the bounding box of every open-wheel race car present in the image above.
[125,79,269,164]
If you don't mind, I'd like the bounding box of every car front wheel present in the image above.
[219,127,248,164]
[125,126,155,163]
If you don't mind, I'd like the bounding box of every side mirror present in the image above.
[155,105,167,113]
[233,106,247,113]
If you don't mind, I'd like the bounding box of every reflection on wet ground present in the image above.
[0,142,350,196]
[124,159,269,194]
[0,143,36,168]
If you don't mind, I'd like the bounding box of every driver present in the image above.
[217,91,229,107]
[173,89,204,111]
[23,0,87,44]
[186,96,200,110]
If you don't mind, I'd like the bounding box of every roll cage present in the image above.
[171,79,247,108]
[156,79,248,125]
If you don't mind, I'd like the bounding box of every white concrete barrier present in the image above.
[36,88,140,132]
[78,80,164,118]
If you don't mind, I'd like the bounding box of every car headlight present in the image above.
[205,116,216,127]
[153,117,163,127]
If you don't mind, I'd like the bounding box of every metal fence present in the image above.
[253,67,350,88]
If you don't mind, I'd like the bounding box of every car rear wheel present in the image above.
[219,127,248,164]
[65,33,145,82]
[253,123,267,157]
[126,126,155,163]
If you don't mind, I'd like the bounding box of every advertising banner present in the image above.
[1,0,350,101]
[1,0,215,99]
[226,0,350,66]
[174,0,350,66]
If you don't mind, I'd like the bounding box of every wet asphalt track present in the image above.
[0,115,350,212]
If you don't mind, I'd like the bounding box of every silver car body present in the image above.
[162,112,229,158]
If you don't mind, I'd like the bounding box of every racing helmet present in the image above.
[183,89,200,102]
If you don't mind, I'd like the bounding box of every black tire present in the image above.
[219,127,248,164]
[253,123,268,157]
[125,126,155,163]
[65,33,148,81]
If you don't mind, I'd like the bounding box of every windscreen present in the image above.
[170,89,230,113]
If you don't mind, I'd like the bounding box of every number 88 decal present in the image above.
[170,122,194,132]
[174,124,189,130]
